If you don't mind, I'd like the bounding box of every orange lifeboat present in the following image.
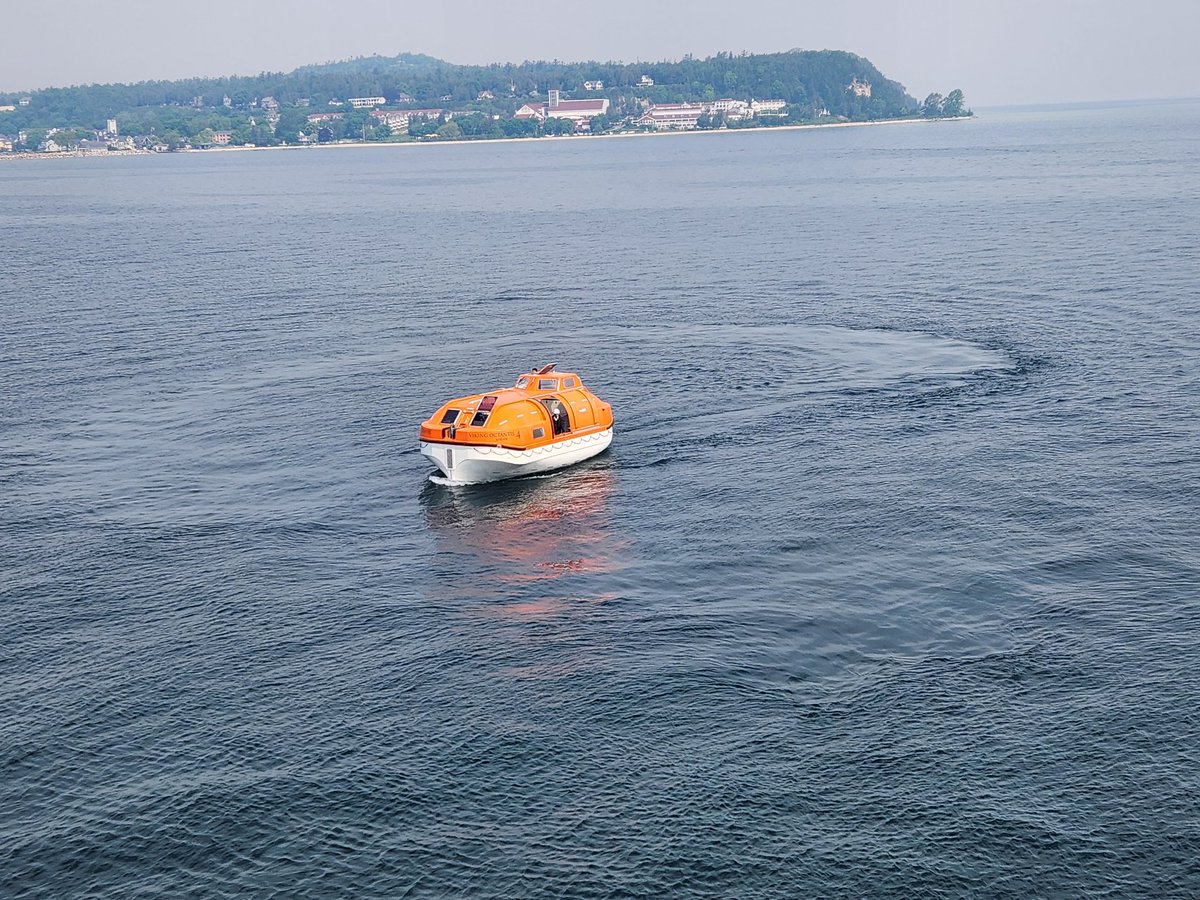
[419,364,614,484]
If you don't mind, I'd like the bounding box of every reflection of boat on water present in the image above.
[419,465,619,586]
[419,364,614,484]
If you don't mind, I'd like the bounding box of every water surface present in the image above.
[3,100,1200,897]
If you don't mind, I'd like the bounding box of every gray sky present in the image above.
[2,0,1197,105]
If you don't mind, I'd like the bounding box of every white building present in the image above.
[348,96,386,109]
[638,75,654,87]
[106,118,118,135]
[583,80,604,91]
[403,108,452,121]
[750,99,787,116]
[371,110,412,129]
[637,103,705,130]
[709,98,750,120]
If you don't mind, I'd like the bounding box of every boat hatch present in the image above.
[470,395,498,427]
[440,409,460,425]
[541,398,571,435]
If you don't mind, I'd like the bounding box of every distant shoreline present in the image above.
[0,115,967,162]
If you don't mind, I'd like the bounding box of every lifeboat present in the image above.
[419,364,614,484]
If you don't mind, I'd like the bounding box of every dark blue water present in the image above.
[3,99,1200,897]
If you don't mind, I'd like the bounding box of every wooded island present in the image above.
[0,50,970,153]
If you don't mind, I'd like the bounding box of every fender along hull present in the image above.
[421,428,613,484]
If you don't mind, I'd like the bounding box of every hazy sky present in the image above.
[2,0,1198,105]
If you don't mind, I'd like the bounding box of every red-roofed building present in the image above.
[515,91,609,130]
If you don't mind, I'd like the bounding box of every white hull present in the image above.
[420,428,613,484]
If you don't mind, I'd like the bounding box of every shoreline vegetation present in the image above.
[0,50,971,157]
[0,114,968,162]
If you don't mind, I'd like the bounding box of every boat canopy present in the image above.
[419,365,611,450]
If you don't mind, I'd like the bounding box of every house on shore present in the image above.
[635,98,789,130]
[750,98,787,116]
[402,108,452,122]
[371,110,412,129]
[636,103,705,130]
[710,98,750,120]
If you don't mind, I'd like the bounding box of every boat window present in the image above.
[532,427,545,439]
[538,378,558,390]
[562,377,576,388]
[466,396,497,428]
[515,376,531,388]
[440,409,460,425]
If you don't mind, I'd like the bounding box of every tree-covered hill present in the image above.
[0,49,925,136]
[291,52,445,76]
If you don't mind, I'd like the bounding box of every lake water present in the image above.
[3,100,1200,897]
